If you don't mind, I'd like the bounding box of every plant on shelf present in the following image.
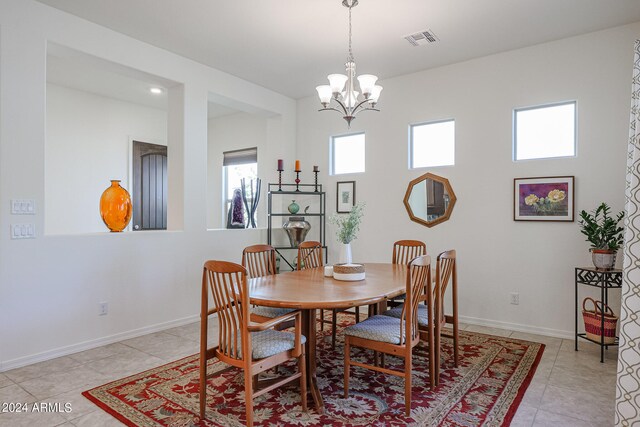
[329,202,365,264]
[578,202,625,270]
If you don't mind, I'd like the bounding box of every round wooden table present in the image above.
[248,263,408,413]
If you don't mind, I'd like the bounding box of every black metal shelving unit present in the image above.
[267,183,327,271]
[574,267,622,362]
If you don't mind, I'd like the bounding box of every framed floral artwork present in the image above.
[514,176,574,221]
[336,181,356,213]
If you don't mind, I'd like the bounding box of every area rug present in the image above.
[83,314,544,426]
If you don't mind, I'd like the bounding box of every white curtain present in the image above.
[616,39,640,426]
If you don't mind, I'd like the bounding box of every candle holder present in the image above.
[295,170,301,192]
[277,170,283,191]
[314,170,319,192]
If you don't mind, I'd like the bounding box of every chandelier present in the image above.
[316,0,382,127]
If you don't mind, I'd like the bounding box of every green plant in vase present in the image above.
[329,202,365,264]
[578,202,625,270]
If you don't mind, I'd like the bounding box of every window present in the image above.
[410,119,455,168]
[223,148,257,228]
[514,101,576,161]
[331,133,365,175]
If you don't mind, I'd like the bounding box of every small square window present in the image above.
[410,119,455,169]
[514,101,576,161]
[331,133,365,175]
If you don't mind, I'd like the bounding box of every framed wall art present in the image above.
[336,181,356,213]
[514,176,574,221]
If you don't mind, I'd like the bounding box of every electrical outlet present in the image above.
[510,292,519,305]
[99,302,108,316]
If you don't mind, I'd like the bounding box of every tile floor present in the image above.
[0,321,617,426]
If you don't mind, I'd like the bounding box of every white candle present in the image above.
[324,266,334,277]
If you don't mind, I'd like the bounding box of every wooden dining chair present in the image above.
[343,255,433,416]
[297,240,324,270]
[242,244,295,323]
[242,244,277,278]
[384,250,458,386]
[433,250,459,385]
[297,241,360,349]
[199,260,307,427]
[388,240,427,307]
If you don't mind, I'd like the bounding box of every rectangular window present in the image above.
[223,147,257,228]
[410,119,455,168]
[331,133,365,175]
[514,101,576,161]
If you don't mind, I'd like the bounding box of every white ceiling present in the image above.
[37,0,640,99]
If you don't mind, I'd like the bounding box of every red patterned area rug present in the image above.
[83,314,544,426]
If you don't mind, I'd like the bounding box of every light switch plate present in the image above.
[11,199,35,215]
[11,224,35,239]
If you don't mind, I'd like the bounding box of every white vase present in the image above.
[338,242,352,265]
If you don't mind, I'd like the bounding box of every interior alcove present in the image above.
[45,42,179,234]
[206,93,282,231]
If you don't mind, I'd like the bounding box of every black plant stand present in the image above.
[574,267,622,362]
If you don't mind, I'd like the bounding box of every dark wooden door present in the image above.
[132,141,167,230]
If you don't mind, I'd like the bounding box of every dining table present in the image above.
[248,262,408,413]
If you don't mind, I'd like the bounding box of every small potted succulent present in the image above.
[578,203,625,270]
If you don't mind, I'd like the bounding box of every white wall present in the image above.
[46,83,167,235]
[0,0,296,370]
[207,112,268,229]
[297,23,640,338]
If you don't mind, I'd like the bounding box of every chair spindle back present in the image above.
[392,240,427,266]
[297,241,323,270]
[399,255,431,344]
[242,244,277,278]
[203,260,248,361]
[435,250,456,323]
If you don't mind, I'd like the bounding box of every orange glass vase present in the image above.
[100,180,132,232]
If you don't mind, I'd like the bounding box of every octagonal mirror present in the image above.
[403,173,457,227]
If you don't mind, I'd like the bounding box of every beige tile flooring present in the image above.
[0,321,617,426]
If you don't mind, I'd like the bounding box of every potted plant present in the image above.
[329,202,365,264]
[578,202,625,270]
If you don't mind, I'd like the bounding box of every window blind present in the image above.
[223,147,257,166]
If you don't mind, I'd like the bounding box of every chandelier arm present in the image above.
[330,98,351,116]
[351,98,378,114]
[318,107,344,114]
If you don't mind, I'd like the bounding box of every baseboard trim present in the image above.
[459,315,574,340]
[0,314,200,372]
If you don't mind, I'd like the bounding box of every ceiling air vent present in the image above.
[404,29,439,47]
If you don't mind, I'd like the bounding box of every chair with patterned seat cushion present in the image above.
[387,240,427,308]
[242,244,295,324]
[298,241,360,349]
[384,304,429,327]
[199,260,307,427]
[383,249,458,386]
[343,255,434,416]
